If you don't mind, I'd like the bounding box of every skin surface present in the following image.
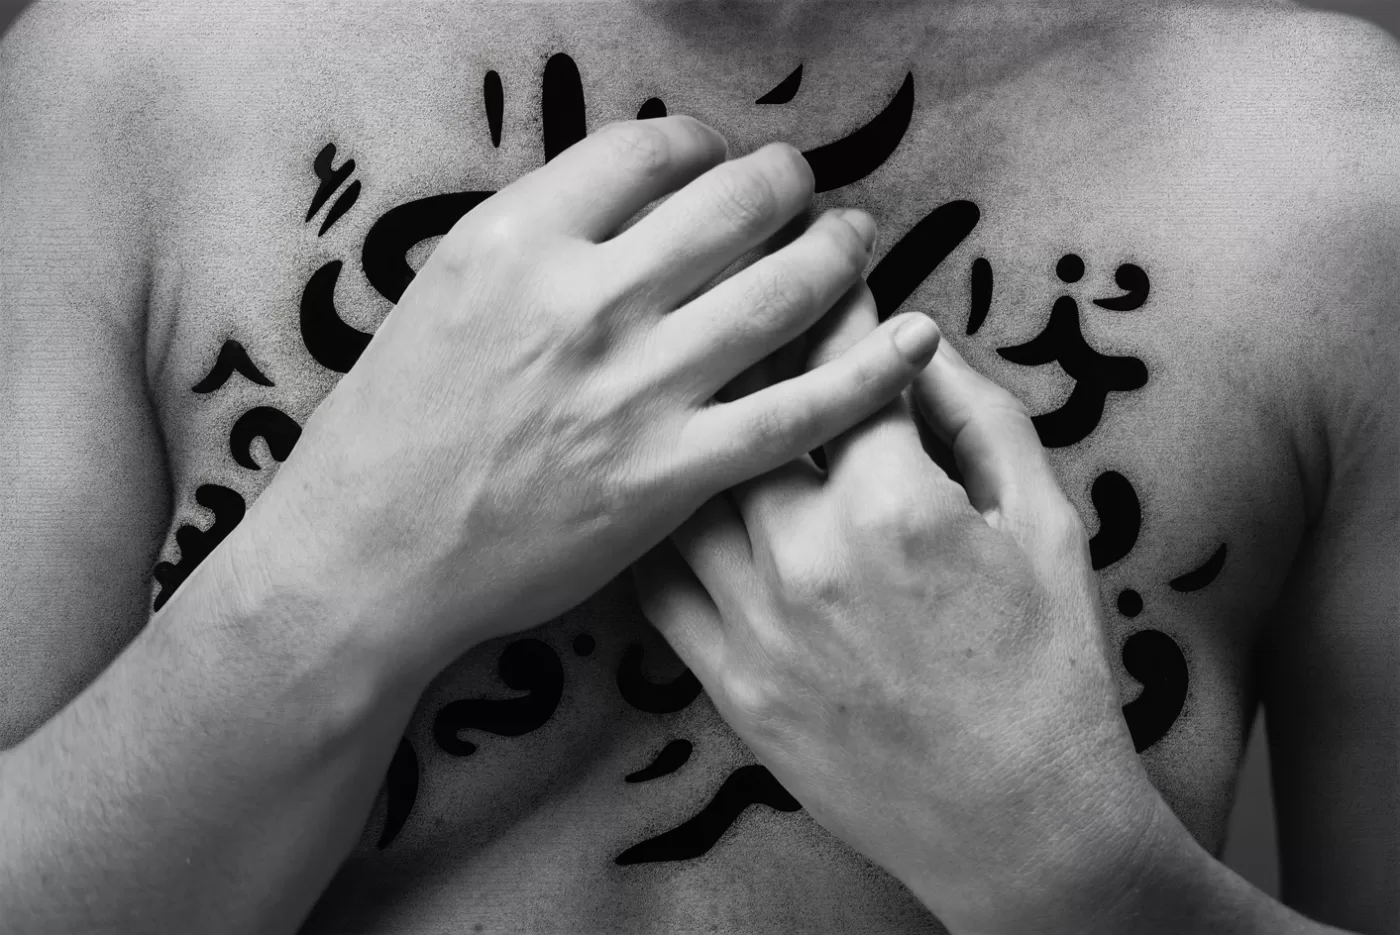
[1,0,1397,933]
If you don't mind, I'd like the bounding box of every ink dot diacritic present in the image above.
[573,633,596,657]
[1057,254,1085,283]
[1117,589,1144,618]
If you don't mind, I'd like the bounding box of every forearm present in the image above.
[0,530,428,935]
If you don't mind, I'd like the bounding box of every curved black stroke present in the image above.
[229,406,302,471]
[615,765,800,865]
[1093,264,1150,311]
[434,639,564,757]
[191,340,273,393]
[967,257,993,335]
[307,143,355,223]
[300,261,371,373]
[542,52,586,162]
[319,179,360,236]
[756,64,803,104]
[1121,629,1188,753]
[1088,471,1140,570]
[361,191,495,305]
[485,70,504,147]
[152,485,247,611]
[625,739,694,784]
[617,643,703,714]
[376,737,420,850]
[1169,543,1227,592]
[868,200,981,321]
[802,72,914,193]
[996,296,1148,448]
[637,97,667,120]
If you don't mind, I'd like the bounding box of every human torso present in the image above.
[129,2,1387,931]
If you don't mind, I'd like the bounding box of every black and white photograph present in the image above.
[0,1,1396,932]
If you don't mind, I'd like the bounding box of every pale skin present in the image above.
[637,290,1372,935]
[0,116,941,933]
[1,1,1397,933]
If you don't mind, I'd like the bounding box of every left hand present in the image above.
[633,284,1177,935]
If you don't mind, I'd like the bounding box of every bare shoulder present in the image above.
[1138,4,1400,421]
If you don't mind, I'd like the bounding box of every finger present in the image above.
[806,284,932,479]
[911,339,1065,526]
[729,458,824,553]
[605,142,819,307]
[631,541,725,678]
[469,117,728,241]
[653,209,876,398]
[683,312,940,491]
[668,494,756,619]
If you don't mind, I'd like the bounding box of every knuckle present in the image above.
[839,346,886,400]
[848,487,926,540]
[764,141,815,198]
[773,558,841,611]
[599,121,673,179]
[712,164,778,230]
[815,215,869,276]
[465,208,528,257]
[745,267,807,335]
[724,673,778,723]
[745,401,802,460]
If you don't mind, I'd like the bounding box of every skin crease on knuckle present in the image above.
[713,152,786,233]
[599,120,674,183]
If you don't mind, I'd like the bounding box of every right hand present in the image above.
[214,116,940,682]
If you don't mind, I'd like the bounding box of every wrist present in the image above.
[972,787,1302,935]
[167,508,434,739]
[901,745,1179,935]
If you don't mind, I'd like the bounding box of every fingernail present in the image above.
[892,315,940,364]
[839,209,877,249]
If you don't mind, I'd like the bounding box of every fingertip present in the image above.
[890,313,941,367]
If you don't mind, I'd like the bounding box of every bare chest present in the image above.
[137,6,1313,931]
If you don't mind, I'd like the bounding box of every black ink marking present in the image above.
[625,739,693,784]
[572,633,596,657]
[1087,471,1140,571]
[485,70,504,147]
[615,765,800,865]
[191,340,274,393]
[617,644,702,714]
[361,191,494,305]
[229,406,302,471]
[376,737,419,850]
[756,64,803,104]
[967,257,993,335]
[1121,630,1188,753]
[997,297,1148,448]
[434,639,564,756]
[802,72,914,193]
[542,52,586,162]
[637,97,667,120]
[1057,254,1085,284]
[1117,589,1143,618]
[1169,544,1227,593]
[300,261,371,373]
[868,200,981,321]
[1094,264,1150,312]
[307,144,355,223]
[152,485,247,611]
[318,179,360,236]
